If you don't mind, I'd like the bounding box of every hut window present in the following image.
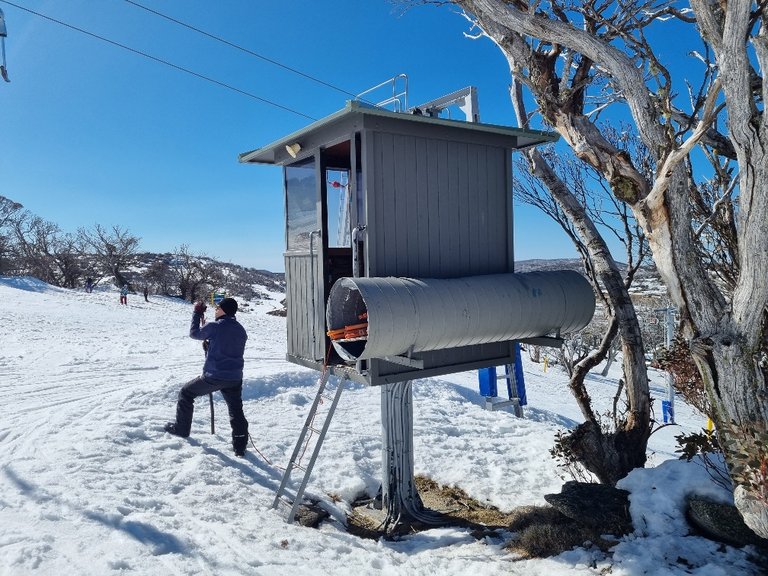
[285,157,317,251]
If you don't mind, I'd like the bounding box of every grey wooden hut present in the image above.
[240,100,594,385]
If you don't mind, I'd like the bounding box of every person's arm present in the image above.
[189,302,216,340]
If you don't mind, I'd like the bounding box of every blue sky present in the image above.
[1,0,580,272]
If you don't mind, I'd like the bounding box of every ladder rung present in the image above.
[273,371,348,523]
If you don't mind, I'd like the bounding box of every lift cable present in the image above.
[123,0,363,102]
[0,0,317,120]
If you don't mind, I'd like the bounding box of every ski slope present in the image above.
[0,277,761,575]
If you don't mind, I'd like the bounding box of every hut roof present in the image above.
[239,100,557,166]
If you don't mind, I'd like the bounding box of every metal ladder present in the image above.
[272,369,346,523]
[483,364,524,417]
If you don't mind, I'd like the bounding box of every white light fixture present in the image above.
[285,143,301,158]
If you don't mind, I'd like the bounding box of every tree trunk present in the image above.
[454,0,768,536]
[601,345,617,377]
[527,148,651,484]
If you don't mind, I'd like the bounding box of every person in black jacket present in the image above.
[164,298,250,457]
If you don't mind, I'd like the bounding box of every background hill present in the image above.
[129,251,285,301]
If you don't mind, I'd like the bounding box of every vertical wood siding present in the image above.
[368,132,510,278]
[286,253,324,361]
[365,131,514,383]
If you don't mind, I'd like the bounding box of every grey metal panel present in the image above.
[372,341,511,380]
[285,253,324,362]
[433,138,448,274]
[285,255,303,359]
[404,136,419,274]
[414,136,430,277]
[393,134,409,273]
[369,351,516,386]
[489,148,506,271]
[361,130,375,276]
[446,141,460,275]
[326,271,595,361]
[367,133,511,279]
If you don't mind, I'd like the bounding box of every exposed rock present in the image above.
[687,496,768,548]
[294,502,329,528]
[544,481,633,535]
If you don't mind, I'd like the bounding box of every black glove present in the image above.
[194,301,207,315]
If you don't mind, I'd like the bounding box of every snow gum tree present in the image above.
[78,224,140,288]
[514,139,653,486]
[449,0,768,537]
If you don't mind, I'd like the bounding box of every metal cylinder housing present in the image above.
[326,271,595,361]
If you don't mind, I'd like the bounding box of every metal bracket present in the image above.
[409,86,479,123]
[518,336,564,348]
[382,355,424,369]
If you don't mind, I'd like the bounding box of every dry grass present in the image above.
[504,505,616,558]
[345,475,617,558]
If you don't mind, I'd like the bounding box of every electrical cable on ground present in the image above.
[247,433,282,469]
[248,342,334,471]
[0,0,317,120]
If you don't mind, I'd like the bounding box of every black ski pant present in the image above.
[174,375,249,451]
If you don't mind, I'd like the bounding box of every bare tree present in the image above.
[513,134,653,484]
[78,224,140,288]
[0,195,23,274]
[451,0,768,536]
[11,212,83,287]
[171,244,223,302]
[145,257,174,295]
[12,213,57,282]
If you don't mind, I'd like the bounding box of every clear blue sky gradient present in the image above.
[2,0,588,272]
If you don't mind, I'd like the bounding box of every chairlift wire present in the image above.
[123,0,362,102]
[0,0,317,120]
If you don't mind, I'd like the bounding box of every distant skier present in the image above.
[119,284,128,305]
[85,277,93,293]
[164,298,250,457]
[143,285,149,302]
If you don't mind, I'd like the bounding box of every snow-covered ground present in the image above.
[0,277,762,575]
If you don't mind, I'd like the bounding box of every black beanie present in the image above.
[218,297,238,316]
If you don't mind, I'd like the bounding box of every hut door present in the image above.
[320,141,355,364]
[284,155,326,362]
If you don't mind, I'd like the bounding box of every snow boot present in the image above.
[233,433,247,457]
[164,422,188,438]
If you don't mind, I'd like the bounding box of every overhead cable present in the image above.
[0,0,317,120]
[123,0,361,101]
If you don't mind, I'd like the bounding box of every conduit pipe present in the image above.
[326,271,595,361]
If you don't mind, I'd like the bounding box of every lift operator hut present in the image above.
[239,100,596,385]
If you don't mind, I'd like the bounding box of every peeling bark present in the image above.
[452,0,768,536]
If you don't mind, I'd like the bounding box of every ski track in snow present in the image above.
[0,277,762,575]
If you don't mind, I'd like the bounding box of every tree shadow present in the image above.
[4,465,189,557]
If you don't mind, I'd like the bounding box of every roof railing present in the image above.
[355,73,408,112]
